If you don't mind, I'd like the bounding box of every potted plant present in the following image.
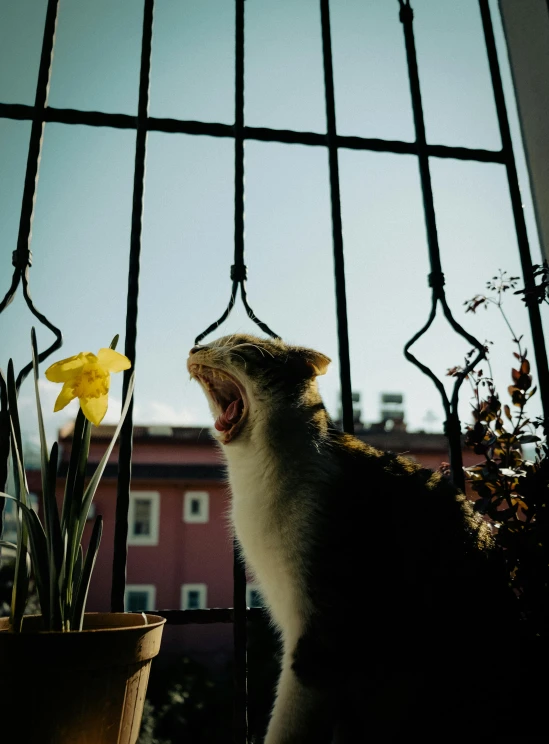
[0,330,165,744]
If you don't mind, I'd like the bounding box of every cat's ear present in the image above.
[290,347,331,378]
[306,350,331,377]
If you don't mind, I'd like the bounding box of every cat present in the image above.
[188,333,524,743]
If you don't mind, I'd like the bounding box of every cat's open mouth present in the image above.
[188,364,247,443]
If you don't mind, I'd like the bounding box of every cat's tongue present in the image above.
[214,398,243,432]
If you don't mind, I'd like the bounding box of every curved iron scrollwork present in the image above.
[194,263,280,345]
[0,255,63,479]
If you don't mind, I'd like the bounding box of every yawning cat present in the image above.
[188,333,520,743]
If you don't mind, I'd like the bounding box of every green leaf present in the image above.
[7,361,23,481]
[31,328,50,531]
[518,434,541,444]
[57,529,68,623]
[31,329,62,629]
[73,545,83,601]
[46,443,63,573]
[109,334,119,351]
[6,367,30,633]
[75,373,135,549]
[7,361,25,503]
[61,408,87,532]
[64,416,91,610]
[47,443,63,629]
[0,540,17,550]
[72,516,103,631]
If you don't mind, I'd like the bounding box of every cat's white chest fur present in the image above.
[225,442,312,647]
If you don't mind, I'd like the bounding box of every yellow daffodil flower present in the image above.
[45,348,131,426]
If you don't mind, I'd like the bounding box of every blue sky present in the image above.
[0,0,547,448]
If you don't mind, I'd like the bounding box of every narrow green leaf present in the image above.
[7,361,25,503]
[70,416,92,531]
[9,505,29,632]
[0,540,17,550]
[76,373,135,548]
[31,327,50,537]
[65,417,91,609]
[72,516,103,631]
[109,334,119,351]
[58,529,68,625]
[6,377,30,633]
[7,361,23,483]
[61,408,86,531]
[31,329,61,629]
[47,443,62,575]
[47,443,63,629]
[73,545,83,603]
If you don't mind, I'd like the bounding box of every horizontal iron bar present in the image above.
[0,102,504,163]
[154,607,266,624]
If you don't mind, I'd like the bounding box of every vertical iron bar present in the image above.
[399,1,465,489]
[111,0,154,612]
[233,2,248,740]
[234,0,246,282]
[479,0,549,425]
[15,0,59,271]
[320,0,354,434]
[233,542,248,744]
[398,3,441,279]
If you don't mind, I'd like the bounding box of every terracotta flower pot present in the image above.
[0,612,165,744]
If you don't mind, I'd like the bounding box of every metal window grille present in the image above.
[1,1,548,742]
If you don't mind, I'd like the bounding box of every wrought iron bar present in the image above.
[233,544,248,744]
[479,0,549,426]
[320,0,354,435]
[111,0,155,613]
[0,103,506,163]
[232,3,248,740]
[193,1,278,347]
[399,0,485,491]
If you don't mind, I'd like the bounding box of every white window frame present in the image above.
[181,583,208,610]
[124,584,156,612]
[183,491,209,524]
[128,491,160,546]
[246,583,263,608]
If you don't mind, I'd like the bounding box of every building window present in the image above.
[128,491,160,546]
[181,583,207,610]
[125,584,156,612]
[246,584,263,608]
[183,491,209,524]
